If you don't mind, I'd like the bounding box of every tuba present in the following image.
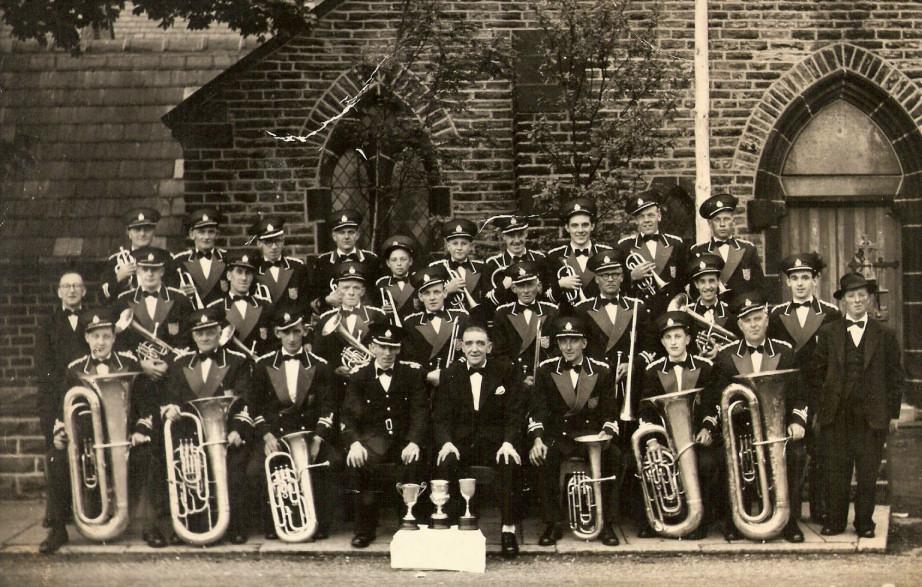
[164,396,236,546]
[63,371,139,542]
[632,388,704,538]
[264,431,331,542]
[566,433,617,540]
[320,313,373,370]
[721,369,797,541]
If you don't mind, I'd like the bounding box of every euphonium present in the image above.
[667,294,737,347]
[63,371,139,542]
[320,313,372,370]
[264,431,331,542]
[625,252,670,296]
[721,368,797,541]
[164,396,236,546]
[632,388,704,538]
[566,434,617,540]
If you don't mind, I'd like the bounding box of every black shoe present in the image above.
[264,528,278,540]
[723,524,741,541]
[314,528,330,540]
[229,530,248,545]
[39,527,68,554]
[351,533,374,548]
[820,525,844,536]
[600,525,619,546]
[783,522,804,543]
[501,532,519,558]
[856,528,875,539]
[42,517,52,529]
[685,526,707,540]
[143,528,167,548]
[538,523,563,546]
[637,525,657,539]
[168,532,183,546]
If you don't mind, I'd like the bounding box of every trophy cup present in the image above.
[429,479,450,529]
[396,482,427,530]
[458,478,478,530]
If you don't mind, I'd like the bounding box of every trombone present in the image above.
[625,252,670,296]
[380,287,403,327]
[618,298,640,421]
[177,269,205,309]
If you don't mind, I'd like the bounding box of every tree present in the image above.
[0,0,316,55]
[524,0,689,245]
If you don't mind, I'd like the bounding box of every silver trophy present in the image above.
[429,479,450,529]
[396,482,427,530]
[458,477,478,530]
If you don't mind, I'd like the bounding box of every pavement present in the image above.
[0,500,890,557]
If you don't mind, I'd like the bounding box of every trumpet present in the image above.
[632,388,704,538]
[380,287,403,327]
[618,297,640,421]
[178,269,205,309]
[557,264,589,304]
[445,265,479,309]
[625,252,669,296]
[265,431,331,542]
[165,396,236,546]
[667,294,737,349]
[567,433,618,540]
[320,313,372,370]
[721,369,797,541]
[63,371,139,542]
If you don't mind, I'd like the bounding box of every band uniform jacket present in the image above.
[484,249,547,316]
[427,257,488,313]
[528,356,620,442]
[617,232,688,316]
[811,317,905,430]
[713,338,809,430]
[374,275,417,324]
[170,248,229,307]
[162,347,254,440]
[115,286,194,353]
[769,297,841,374]
[433,359,525,451]
[402,308,469,370]
[311,305,388,367]
[64,351,154,438]
[35,306,90,443]
[687,297,738,355]
[254,255,309,313]
[689,237,765,300]
[574,295,656,365]
[544,243,613,310]
[341,360,428,454]
[492,300,559,379]
[307,249,381,314]
[250,348,336,441]
[207,294,274,358]
[100,246,171,302]
[640,354,719,435]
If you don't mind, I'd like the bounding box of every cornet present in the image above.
[557,264,589,304]
[380,287,403,327]
[177,269,205,309]
[117,309,183,361]
[625,252,669,296]
[254,282,272,303]
[667,294,737,350]
[320,313,372,370]
[445,264,479,310]
[114,247,135,273]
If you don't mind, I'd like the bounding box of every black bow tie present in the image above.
[141,290,161,299]
[599,296,621,307]
[561,361,583,372]
[791,300,813,309]
[391,276,408,284]
[712,239,730,248]
[265,260,283,268]
[91,357,111,367]
[230,294,250,302]
[426,311,448,322]
[340,308,358,318]
[468,365,486,376]
[508,254,524,263]
[196,250,214,260]
[573,248,590,257]
[376,367,393,378]
[197,350,220,362]
[339,252,359,262]
[448,260,466,270]
[698,303,716,312]
[64,308,80,317]
[846,319,866,329]
[642,233,660,243]
[666,358,691,371]
[746,344,765,355]
[281,352,302,363]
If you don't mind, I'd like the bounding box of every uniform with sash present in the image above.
[100,208,163,302]
[689,237,764,301]
[574,294,655,373]
[208,294,274,359]
[308,248,381,314]
[484,249,546,321]
[312,305,387,374]
[116,285,194,353]
[374,274,417,323]
[254,255,308,312]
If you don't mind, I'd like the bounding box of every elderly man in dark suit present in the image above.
[812,273,905,538]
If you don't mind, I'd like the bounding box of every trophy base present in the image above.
[458,516,479,531]
[430,516,451,530]
[400,520,420,531]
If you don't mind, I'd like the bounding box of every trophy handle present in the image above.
[418,482,427,495]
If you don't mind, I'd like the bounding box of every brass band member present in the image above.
[528,316,621,547]
[430,218,488,315]
[249,306,339,540]
[714,290,808,543]
[434,325,525,558]
[171,208,228,307]
[484,215,546,323]
[309,209,380,315]
[100,208,162,302]
[637,311,721,539]
[769,252,840,524]
[685,254,734,358]
[249,216,309,313]
[207,251,273,359]
[376,234,418,323]
[813,273,905,538]
[617,190,688,317]
[689,194,764,300]
[161,306,255,544]
[492,260,558,385]
[546,198,613,311]
[341,324,428,548]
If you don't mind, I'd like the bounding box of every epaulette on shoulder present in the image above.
[588,357,609,369]
[117,289,134,299]
[285,256,304,265]
[316,251,334,260]
[68,355,88,368]
[448,307,468,316]
[319,308,339,319]
[226,349,247,360]
[404,311,423,321]
[174,348,195,358]
[256,351,276,363]
[692,354,713,366]
[819,299,838,311]
[574,298,594,307]
[399,360,422,369]
[548,244,567,254]
[486,253,503,263]
[497,301,516,311]
[308,352,328,364]
[596,243,613,250]
[770,302,788,312]
[539,357,558,366]
[215,248,228,255]
[360,249,376,257]
[366,305,385,315]
[624,295,642,304]
[531,250,546,258]
[172,249,193,259]
[618,235,635,244]
[735,238,755,246]
[470,259,485,267]
[646,356,666,370]
[538,300,557,309]
[664,233,684,243]
[206,298,222,308]
[116,350,138,361]
[771,338,793,349]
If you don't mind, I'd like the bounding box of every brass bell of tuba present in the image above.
[721,369,797,541]
[566,433,618,540]
[164,396,236,546]
[631,388,704,538]
[63,371,139,542]
[264,431,331,542]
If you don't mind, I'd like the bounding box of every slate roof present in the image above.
[0,10,259,260]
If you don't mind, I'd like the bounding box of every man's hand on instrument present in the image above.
[130,432,150,447]
[445,275,465,294]
[645,438,664,462]
[346,441,367,468]
[630,260,656,281]
[140,358,168,380]
[695,428,713,447]
[163,404,182,424]
[437,442,460,466]
[890,418,900,434]
[325,289,344,307]
[558,273,582,290]
[179,283,197,299]
[496,442,521,465]
[227,430,244,447]
[401,442,420,464]
[523,375,535,387]
[539,335,550,350]
[263,433,279,456]
[52,422,68,450]
[787,422,805,441]
[529,437,548,466]
[502,276,513,290]
[115,262,137,282]
[426,369,441,386]
[698,337,719,360]
[616,363,629,382]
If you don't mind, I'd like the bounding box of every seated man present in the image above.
[341,324,428,548]
[528,316,621,547]
[434,325,525,558]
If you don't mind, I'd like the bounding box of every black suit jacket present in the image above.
[616,232,689,316]
[433,359,524,450]
[492,300,558,377]
[35,307,89,442]
[769,298,841,376]
[640,355,719,434]
[689,237,764,300]
[528,356,619,442]
[812,318,905,430]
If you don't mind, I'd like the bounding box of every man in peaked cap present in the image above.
[684,253,735,358]
[101,207,164,301]
[689,193,765,300]
[207,250,273,360]
[546,197,613,311]
[249,216,310,314]
[484,215,547,324]
[429,218,489,316]
[376,234,419,323]
[171,208,228,307]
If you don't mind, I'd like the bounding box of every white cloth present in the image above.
[848,313,868,347]
[144,295,158,322]
[344,312,358,335]
[645,239,658,260]
[673,366,684,392]
[67,314,79,331]
[96,362,110,376]
[430,316,442,334]
[523,309,533,324]
[456,266,467,279]
[569,368,579,389]
[284,359,299,403]
[199,256,212,279]
[751,351,763,374]
[234,299,248,320]
[470,372,482,412]
[200,358,212,383]
[605,304,618,325]
[269,266,280,281]
[718,243,730,262]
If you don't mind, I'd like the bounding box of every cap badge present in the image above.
[509,218,517,226]
[348,266,356,275]
[200,315,209,324]
[604,256,611,263]
[715,200,723,208]
[91,315,100,324]
[283,313,291,322]
[392,241,399,247]
[423,273,430,282]
[794,258,802,267]
[700,261,707,270]
[518,267,526,276]
[455,225,463,233]
[147,253,154,262]
[565,322,573,331]
[574,203,582,211]
[138,213,145,221]
[385,329,393,338]
[744,298,753,307]
[266,224,274,232]
[667,318,675,327]
[637,198,644,206]
[202,214,209,222]
[242,255,249,263]
[341,214,348,223]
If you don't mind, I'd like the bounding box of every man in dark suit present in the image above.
[812,273,905,538]
[483,215,546,324]
[249,217,310,314]
[528,315,621,547]
[714,290,808,543]
[341,324,428,548]
[171,208,228,307]
[689,194,764,301]
[434,324,525,557]
[248,306,338,540]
